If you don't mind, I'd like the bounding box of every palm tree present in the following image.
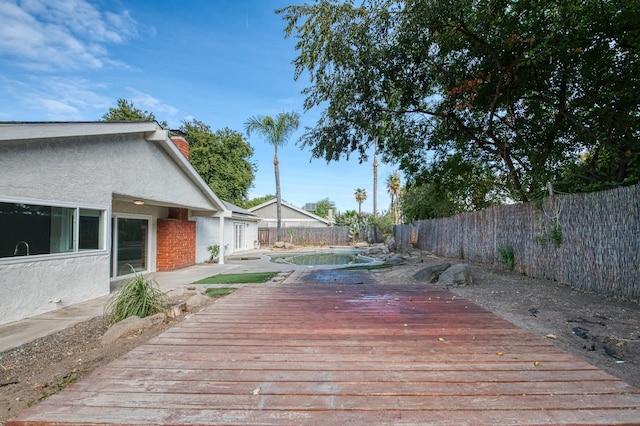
[354,188,367,216]
[386,170,401,224]
[244,111,300,240]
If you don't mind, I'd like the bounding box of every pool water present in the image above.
[270,250,372,266]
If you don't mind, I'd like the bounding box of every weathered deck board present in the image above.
[8,270,640,425]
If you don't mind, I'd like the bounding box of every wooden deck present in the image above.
[9,270,640,425]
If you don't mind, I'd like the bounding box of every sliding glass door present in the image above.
[111,216,148,277]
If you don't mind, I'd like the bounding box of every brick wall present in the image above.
[157,208,195,271]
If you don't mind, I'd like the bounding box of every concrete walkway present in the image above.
[0,251,296,353]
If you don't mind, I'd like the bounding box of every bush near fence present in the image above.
[258,226,380,247]
[395,184,640,300]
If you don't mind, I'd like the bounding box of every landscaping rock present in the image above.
[274,241,285,248]
[165,302,187,318]
[385,253,405,265]
[354,242,369,248]
[438,263,473,287]
[100,314,165,345]
[284,242,293,249]
[385,236,397,252]
[186,294,211,311]
[364,243,388,256]
[413,263,451,283]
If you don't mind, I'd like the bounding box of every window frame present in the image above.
[111,213,152,278]
[0,196,109,264]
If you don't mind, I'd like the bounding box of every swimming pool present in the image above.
[269,249,374,266]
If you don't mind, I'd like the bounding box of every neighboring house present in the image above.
[248,199,331,228]
[0,122,253,326]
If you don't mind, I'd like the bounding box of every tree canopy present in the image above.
[279,0,640,205]
[102,98,168,128]
[241,194,276,209]
[181,120,256,206]
[311,197,337,219]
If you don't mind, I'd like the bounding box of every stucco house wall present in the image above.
[0,122,226,325]
[195,215,259,262]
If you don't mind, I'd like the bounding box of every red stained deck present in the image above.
[9,270,640,425]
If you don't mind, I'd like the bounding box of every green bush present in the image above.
[550,220,563,248]
[105,270,165,325]
[207,244,220,261]
[497,243,515,271]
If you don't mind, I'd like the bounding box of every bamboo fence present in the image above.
[395,184,640,300]
[258,226,381,247]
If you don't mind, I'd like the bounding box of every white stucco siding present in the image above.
[245,222,258,250]
[0,254,108,325]
[0,135,216,211]
[195,217,259,261]
[195,217,219,263]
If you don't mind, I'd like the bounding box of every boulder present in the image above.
[385,236,397,252]
[100,313,165,345]
[274,241,285,248]
[437,263,473,287]
[385,253,405,265]
[354,241,369,248]
[413,263,451,283]
[364,243,388,256]
[186,294,211,311]
[284,242,293,249]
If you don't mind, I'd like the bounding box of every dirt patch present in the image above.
[371,252,640,389]
[2,259,639,424]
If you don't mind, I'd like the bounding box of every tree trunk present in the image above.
[373,137,378,217]
[274,150,282,241]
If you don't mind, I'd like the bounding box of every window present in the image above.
[0,201,105,259]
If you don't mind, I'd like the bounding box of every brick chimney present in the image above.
[170,130,189,159]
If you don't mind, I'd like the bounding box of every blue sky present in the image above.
[0,0,398,214]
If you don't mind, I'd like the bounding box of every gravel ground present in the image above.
[2,256,639,424]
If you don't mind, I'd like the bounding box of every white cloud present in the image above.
[0,0,139,71]
[1,75,113,120]
[37,98,81,120]
[127,88,179,117]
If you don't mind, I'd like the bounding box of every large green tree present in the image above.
[279,0,640,204]
[181,120,256,206]
[242,194,277,209]
[244,112,300,239]
[311,197,337,220]
[401,152,505,220]
[102,98,168,128]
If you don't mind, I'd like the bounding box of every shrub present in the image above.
[207,245,220,261]
[497,243,515,271]
[105,269,165,325]
[550,220,563,248]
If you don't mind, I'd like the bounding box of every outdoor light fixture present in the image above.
[133,200,145,205]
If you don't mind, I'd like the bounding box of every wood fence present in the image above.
[395,184,640,300]
[258,226,380,247]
